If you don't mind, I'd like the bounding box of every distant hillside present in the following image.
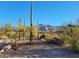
[38,24,64,32]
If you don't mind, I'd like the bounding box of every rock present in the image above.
[41,38,46,42]
[0,49,5,53]
[0,44,12,53]
[2,44,12,50]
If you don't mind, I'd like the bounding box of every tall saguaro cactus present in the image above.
[18,18,22,40]
[30,2,33,45]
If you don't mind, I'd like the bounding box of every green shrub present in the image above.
[62,24,79,51]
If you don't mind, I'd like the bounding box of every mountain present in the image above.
[38,24,64,32]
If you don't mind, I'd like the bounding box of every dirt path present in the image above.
[0,43,79,58]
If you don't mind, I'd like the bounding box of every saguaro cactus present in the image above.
[29,2,33,45]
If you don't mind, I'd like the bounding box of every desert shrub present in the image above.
[10,33,18,50]
[46,37,64,45]
[62,24,79,51]
[44,31,64,45]
[45,31,54,40]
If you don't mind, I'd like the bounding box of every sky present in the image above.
[0,1,79,27]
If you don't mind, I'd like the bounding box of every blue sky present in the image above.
[0,1,79,27]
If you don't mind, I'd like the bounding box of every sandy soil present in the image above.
[0,42,79,58]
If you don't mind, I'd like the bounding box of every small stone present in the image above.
[0,49,4,53]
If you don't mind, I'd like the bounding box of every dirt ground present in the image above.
[0,42,79,58]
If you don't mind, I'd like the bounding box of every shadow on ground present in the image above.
[4,47,79,58]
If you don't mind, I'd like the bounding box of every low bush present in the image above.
[61,24,79,51]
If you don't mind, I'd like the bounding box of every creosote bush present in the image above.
[62,24,79,51]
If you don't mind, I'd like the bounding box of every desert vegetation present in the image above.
[1,20,79,51]
[0,19,79,57]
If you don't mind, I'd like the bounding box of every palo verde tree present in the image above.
[33,25,39,39]
[17,18,27,40]
[3,22,14,39]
